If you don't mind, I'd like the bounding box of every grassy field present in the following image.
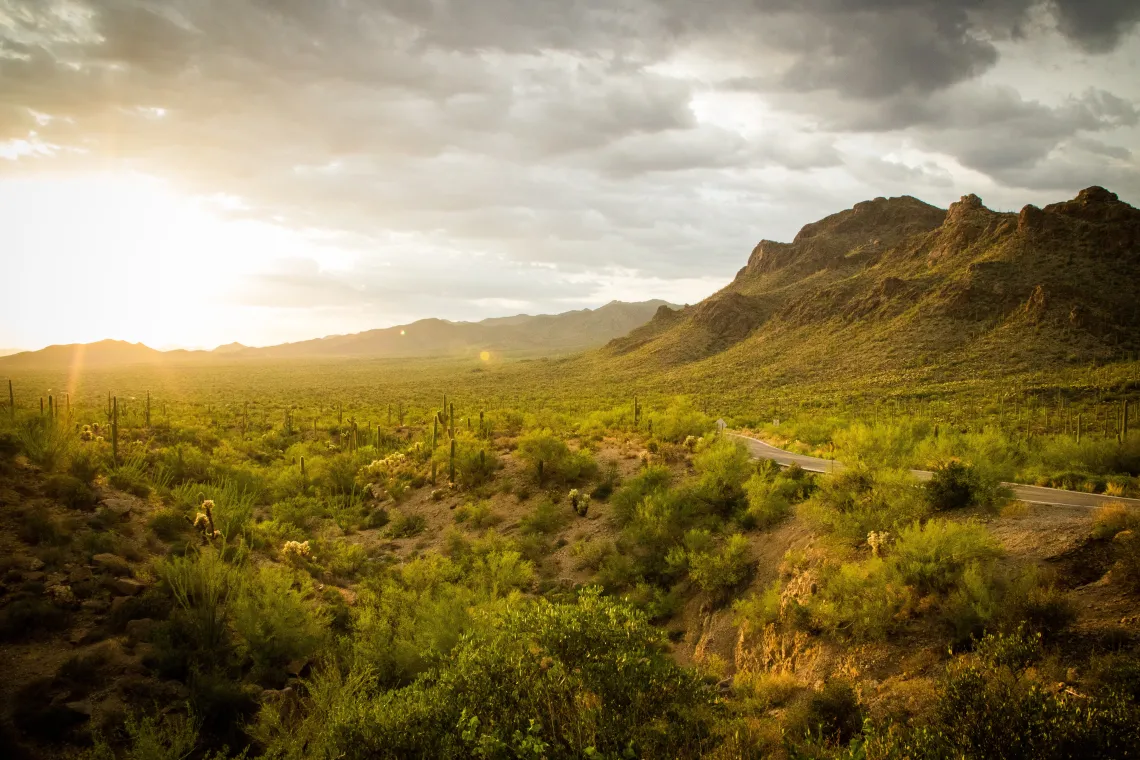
[1,354,1139,759]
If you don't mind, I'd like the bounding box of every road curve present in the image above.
[729,432,1140,510]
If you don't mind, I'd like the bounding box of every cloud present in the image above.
[1,0,1139,337]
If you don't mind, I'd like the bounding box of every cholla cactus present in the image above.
[867,531,890,557]
[283,540,311,559]
[79,425,94,442]
[683,435,698,452]
[190,500,220,543]
[569,488,591,517]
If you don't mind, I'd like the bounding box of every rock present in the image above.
[112,578,145,597]
[91,554,130,576]
[69,567,93,583]
[64,700,93,719]
[27,557,45,571]
[68,628,103,646]
[101,498,134,519]
[24,571,45,582]
[125,618,156,643]
[83,598,110,613]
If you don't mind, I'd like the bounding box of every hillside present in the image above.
[0,300,673,371]
[604,187,1140,386]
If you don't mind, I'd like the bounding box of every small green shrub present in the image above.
[687,533,752,604]
[692,437,752,516]
[0,597,69,640]
[610,465,671,526]
[387,510,427,539]
[149,509,191,542]
[787,681,863,747]
[519,498,569,535]
[926,460,986,511]
[44,473,97,509]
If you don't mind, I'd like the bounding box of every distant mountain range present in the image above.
[0,300,676,371]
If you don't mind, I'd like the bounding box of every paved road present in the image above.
[729,432,1140,510]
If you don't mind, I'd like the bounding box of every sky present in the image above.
[2,0,1139,351]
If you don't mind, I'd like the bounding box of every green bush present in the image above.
[648,399,714,443]
[0,597,69,640]
[692,437,752,516]
[799,466,929,541]
[519,498,569,535]
[610,464,671,526]
[687,533,752,604]
[43,473,96,509]
[387,510,427,539]
[16,417,73,470]
[787,681,863,748]
[232,565,326,685]
[890,519,1001,596]
[516,430,596,484]
[328,590,718,759]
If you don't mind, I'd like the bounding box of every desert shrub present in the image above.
[108,454,155,498]
[591,458,621,500]
[331,590,718,759]
[232,565,326,685]
[692,437,752,516]
[352,556,475,687]
[16,417,73,470]
[434,437,498,488]
[453,501,501,529]
[786,681,864,747]
[1114,530,1140,593]
[570,538,616,572]
[799,466,929,541]
[866,652,1140,760]
[974,626,1042,669]
[742,465,811,529]
[833,420,929,468]
[109,589,173,632]
[889,519,1001,596]
[649,399,714,443]
[0,597,69,640]
[68,446,103,483]
[17,507,65,545]
[1091,503,1138,540]
[160,444,214,485]
[519,498,569,535]
[467,549,534,600]
[812,557,904,640]
[44,473,97,509]
[386,510,427,538]
[610,464,671,526]
[734,581,784,631]
[153,547,239,677]
[86,709,237,760]
[925,460,1003,511]
[516,429,596,484]
[271,495,329,530]
[686,533,752,603]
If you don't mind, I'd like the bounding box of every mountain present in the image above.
[0,339,168,371]
[603,187,1140,384]
[240,300,677,360]
[0,301,675,371]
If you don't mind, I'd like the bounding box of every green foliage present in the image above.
[0,596,69,640]
[798,467,930,542]
[16,416,73,470]
[232,565,326,685]
[686,533,752,603]
[86,709,238,760]
[742,463,811,530]
[519,498,570,535]
[648,398,714,443]
[516,429,596,484]
[44,472,97,509]
[925,460,1003,511]
[692,437,752,516]
[786,681,864,748]
[154,547,239,675]
[386,510,427,538]
[610,464,671,526]
[327,590,718,759]
[890,519,1001,596]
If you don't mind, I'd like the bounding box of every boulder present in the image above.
[125,618,156,644]
[91,554,130,576]
[101,498,134,519]
[112,578,145,597]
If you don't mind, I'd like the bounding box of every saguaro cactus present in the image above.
[449,439,456,484]
[7,379,12,419]
[633,395,640,428]
[300,455,306,478]
[146,391,151,427]
[1124,400,1131,441]
[112,396,119,466]
[1077,413,1082,444]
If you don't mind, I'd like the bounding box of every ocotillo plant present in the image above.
[112,396,119,466]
